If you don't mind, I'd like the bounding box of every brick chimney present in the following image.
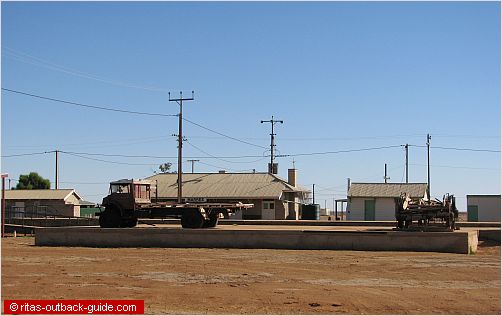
[288,168,297,187]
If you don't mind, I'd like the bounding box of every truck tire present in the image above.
[121,217,138,228]
[99,206,122,228]
[181,208,204,228]
[203,212,219,228]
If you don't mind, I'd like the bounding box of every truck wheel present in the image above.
[203,212,219,228]
[181,208,204,228]
[99,206,121,228]
[99,213,108,228]
[122,217,138,228]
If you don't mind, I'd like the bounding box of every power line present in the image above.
[197,161,256,173]
[185,140,267,164]
[408,144,500,153]
[409,163,500,171]
[5,135,170,150]
[3,87,270,150]
[60,150,264,160]
[183,117,268,149]
[276,145,403,157]
[4,47,168,92]
[1,152,48,158]
[2,88,178,117]
[63,152,160,166]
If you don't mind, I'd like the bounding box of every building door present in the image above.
[467,205,478,222]
[261,201,275,220]
[364,200,376,221]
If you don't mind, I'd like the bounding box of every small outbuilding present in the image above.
[5,189,83,217]
[347,183,428,221]
[466,195,501,222]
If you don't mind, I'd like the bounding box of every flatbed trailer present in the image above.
[97,179,253,228]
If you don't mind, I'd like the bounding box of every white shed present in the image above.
[466,195,501,222]
[347,183,428,221]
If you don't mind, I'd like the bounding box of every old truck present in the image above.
[97,179,253,228]
[395,192,458,231]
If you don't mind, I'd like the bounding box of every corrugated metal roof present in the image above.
[5,189,81,201]
[146,173,308,199]
[348,183,427,198]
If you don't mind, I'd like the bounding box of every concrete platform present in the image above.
[35,227,479,254]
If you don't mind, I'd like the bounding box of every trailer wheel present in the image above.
[397,220,404,229]
[447,214,455,231]
[203,212,219,228]
[181,208,204,228]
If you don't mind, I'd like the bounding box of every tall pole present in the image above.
[261,116,283,174]
[1,173,8,238]
[169,91,194,203]
[427,134,431,200]
[312,184,315,204]
[187,159,199,173]
[384,163,390,183]
[55,150,59,190]
[334,198,337,220]
[405,144,409,183]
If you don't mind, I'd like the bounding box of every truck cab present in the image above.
[99,179,152,228]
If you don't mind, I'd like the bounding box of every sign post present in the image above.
[1,173,9,238]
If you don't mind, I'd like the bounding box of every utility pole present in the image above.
[312,183,315,204]
[427,134,431,200]
[55,150,59,189]
[333,197,336,219]
[405,144,409,183]
[187,159,199,173]
[169,91,194,203]
[260,116,283,174]
[384,163,390,183]
[1,173,8,238]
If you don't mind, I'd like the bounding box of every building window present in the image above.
[263,201,275,210]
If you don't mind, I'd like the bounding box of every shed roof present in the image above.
[5,189,82,201]
[146,173,308,199]
[348,183,427,198]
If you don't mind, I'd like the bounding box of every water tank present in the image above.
[301,204,320,220]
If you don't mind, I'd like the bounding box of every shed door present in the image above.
[364,200,376,221]
[261,201,275,220]
[467,205,478,222]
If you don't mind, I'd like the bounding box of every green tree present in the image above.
[158,162,173,173]
[15,172,51,190]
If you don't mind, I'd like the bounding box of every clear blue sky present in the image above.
[2,2,500,210]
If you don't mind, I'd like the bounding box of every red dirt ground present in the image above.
[1,237,500,314]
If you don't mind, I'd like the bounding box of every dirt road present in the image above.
[2,237,500,314]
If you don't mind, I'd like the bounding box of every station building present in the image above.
[146,169,310,220]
